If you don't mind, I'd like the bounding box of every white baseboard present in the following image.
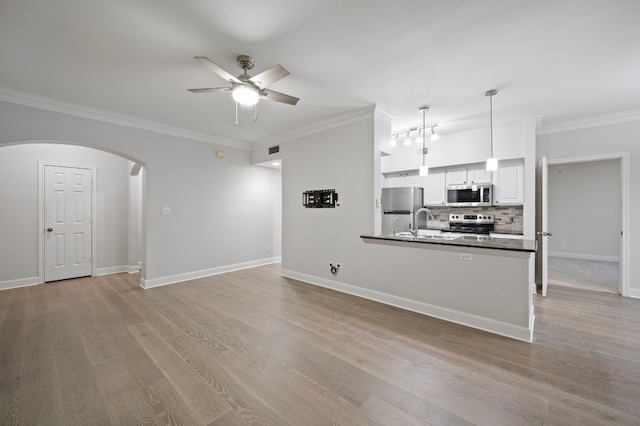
[128,265,141,274]
[281,269,533,343]
[548,252,619,262]
[629,288,640,299]
[96,265,130,276]
[0,276,40,291]
[140,256,282,289]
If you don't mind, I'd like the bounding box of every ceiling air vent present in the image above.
[269,145,280,155]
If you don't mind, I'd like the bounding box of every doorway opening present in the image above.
[544,153,629,296]
[0,141,146,288]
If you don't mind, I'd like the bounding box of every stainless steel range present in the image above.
[442,213,495,235]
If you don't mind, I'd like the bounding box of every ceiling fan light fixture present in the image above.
[232,84,259,106]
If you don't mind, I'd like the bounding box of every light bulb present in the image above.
[430,127,439,141]
[232,84,259,106]
[403,134,412,146]
[390,136,397,147]
[486,157,498,171]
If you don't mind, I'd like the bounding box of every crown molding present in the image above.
[0,87,251,150]
[537,108,640,135]
[257,104,377,147]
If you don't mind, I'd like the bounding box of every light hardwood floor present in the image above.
[1,263,639,425]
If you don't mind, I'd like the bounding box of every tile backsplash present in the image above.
[425,206,524,234]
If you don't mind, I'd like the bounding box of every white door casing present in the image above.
[544,153,630,297]
[540,156,549,297]
[40,163,96,282]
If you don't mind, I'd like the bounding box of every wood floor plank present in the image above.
[128,321,231,424]
[2,266,640,425]
[361,394,430,426]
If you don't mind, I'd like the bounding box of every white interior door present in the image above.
[540,156,550,297]
[44,165,93,282]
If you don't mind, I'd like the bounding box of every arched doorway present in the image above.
[0,140,147,288]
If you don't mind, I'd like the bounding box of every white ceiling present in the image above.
[1,0,639,147]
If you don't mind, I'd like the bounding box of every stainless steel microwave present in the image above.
[446,184,493,207]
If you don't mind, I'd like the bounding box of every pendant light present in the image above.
[485,89,498,171]
[419,106,429,176]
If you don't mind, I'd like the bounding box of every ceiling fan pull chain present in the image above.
[235,101,239,126]
[254,103,258,122]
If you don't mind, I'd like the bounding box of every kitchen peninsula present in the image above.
[359,233,536,342]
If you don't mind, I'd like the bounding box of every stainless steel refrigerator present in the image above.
[381,187,424,235]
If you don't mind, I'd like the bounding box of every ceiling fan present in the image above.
[188,55,299,123]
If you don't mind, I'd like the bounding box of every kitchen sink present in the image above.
[391,232,459,241]
[417,234,459,240]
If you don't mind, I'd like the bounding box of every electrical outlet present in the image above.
[266,245,272,253]
[459,253,473,261]
[161,207,171,215]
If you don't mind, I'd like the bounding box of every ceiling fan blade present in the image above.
[194,56,241,83]
[260,89,299,105]
[250,64,289,89]
[187,87,231,93]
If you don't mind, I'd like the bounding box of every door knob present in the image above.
[47,228,53,232]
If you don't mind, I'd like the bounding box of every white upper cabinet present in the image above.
[423,169,446,206]
[493,159,524,205]
[384,172,421,188]
[467,164,492,184]
[445,166,468,186]
[445,163,492,186]
[380,144,421,174]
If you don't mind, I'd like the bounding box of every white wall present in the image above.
[281,116,375,280]
[0,143,131,282]
[548,160,620,260]
[537,119,639,297]
[128,167,145,271]
[0,100,280,286]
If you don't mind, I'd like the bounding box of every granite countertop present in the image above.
[361,233,537,252]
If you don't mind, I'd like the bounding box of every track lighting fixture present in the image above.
[403,130,412,146]
[430,125,440,141]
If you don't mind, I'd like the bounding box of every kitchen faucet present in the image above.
[411,208,435,236]
[392,216,399,235]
